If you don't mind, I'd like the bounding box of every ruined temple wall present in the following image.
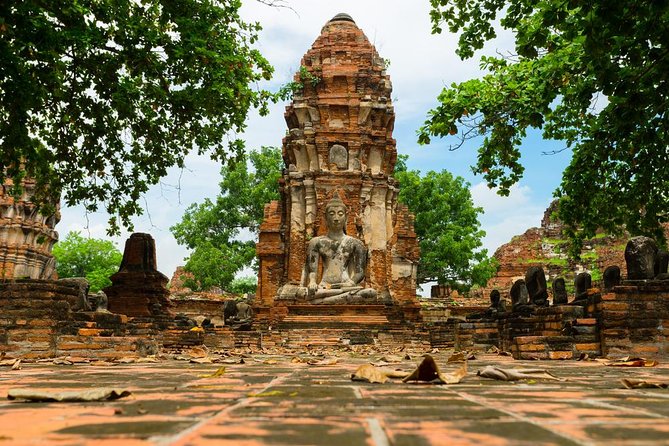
[0,178,60,280]
[597,282,669,358]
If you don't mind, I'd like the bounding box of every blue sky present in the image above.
[58,1,574,283]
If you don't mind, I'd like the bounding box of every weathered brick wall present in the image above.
[455,320,499,351]
[597,282,669,358]
[0,178,60,280]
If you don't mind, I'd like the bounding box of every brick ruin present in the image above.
[255,13,422,344]
[2,14,669,360]
[0,177,59,280]
[441,235,669,359]
[105,233,173,317]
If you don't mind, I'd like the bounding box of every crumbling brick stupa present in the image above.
[256,14,421,331]
[0,177,59,280]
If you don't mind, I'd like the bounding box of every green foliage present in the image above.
[52,231,122,292]
[276,65,322,100]
[171,146,282,291]
[0,0,276,234]
[590,267,602,283]
[394,154,497,290]
[229,276,257,294]
[421,0,669,251]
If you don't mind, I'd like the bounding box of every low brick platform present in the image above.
[597,282,669,357]
[1,281,200,359]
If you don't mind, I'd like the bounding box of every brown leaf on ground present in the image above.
[190,357,213,364]
[115,357,137,364]
[448,351,467,362]
[216,357,243,364]
[351,364,391,384]
[307,357,338,366]
[8,388,132,402]
[11,359,21,370]
[605,357,658,367]
[378,355,403,363]
[65,357,91,364]
[448,351,476,362]
[53,358,73,366]
[0,359,16,367]
[253,358,278,365]
[135,357,159,363]
[382,368,411,379]
[90,361,117,367]
[291,356,306,363]
[477,365,562,381]
[186,346,209,358]
[621,379,669,389]
[402,355,467,384]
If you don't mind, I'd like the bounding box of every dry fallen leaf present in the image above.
[447,351,478,362]
[381,368,411,379]
[378,355,403,363]
[402,355,467,384]
[11,359,21,371]
[186,346,209,359]
[477,365,562,381]
[190,357,213,364]
[8,388,131,402]
[351,364,390,384]
[605,357,658,367]
[621,379,669,389]
[218,358,244,364]
[307,357,338,366]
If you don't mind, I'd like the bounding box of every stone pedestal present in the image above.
[0,178,59,279]
[105,233,172,317]
[256,14,420,327]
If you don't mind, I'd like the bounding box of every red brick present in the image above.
[77,328,103,336]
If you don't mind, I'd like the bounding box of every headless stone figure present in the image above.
[572,272,591,305]
[304,196,377,304]
[525,266,549,307]
[468,289,506,320]
[603,266,621,291]
[655,250,669,280]
[510,279,533,314]
[552,278,568,305]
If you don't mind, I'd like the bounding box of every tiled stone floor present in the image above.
[1,352,668,445]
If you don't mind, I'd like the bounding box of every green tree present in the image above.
[52,231,123,292]
[171,146,282,291]
[420,1,669,252]
[0,0,276,233]
[394,155,497,290]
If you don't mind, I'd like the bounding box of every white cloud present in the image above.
[470,182,532,214]
[469,182,546,255]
